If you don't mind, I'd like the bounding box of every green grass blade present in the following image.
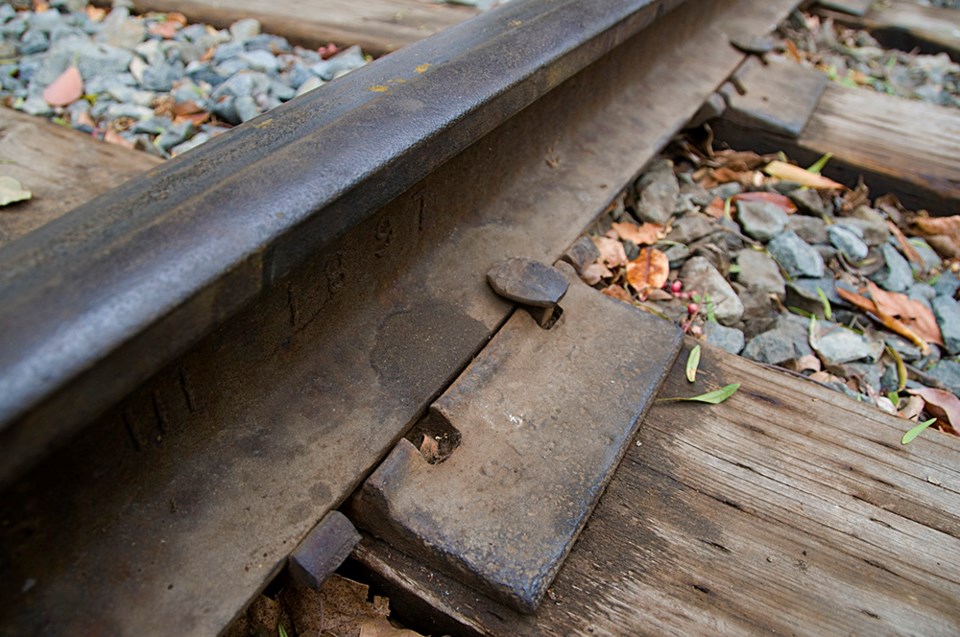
[815,286,832,320]
[806,152,833,175]
[686,345,701,383]
[659,383,740,404]
[885,345,907,392]
[279,625,289,637]
[901,417,937,445]
[886,390,900,409]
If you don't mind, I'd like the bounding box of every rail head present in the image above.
[0,0,685,486]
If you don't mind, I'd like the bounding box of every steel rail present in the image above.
[0,0,684,488]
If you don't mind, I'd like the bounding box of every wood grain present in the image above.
[715,63,960,215]
[0,107,161,247]
[354,339,960,636]
[101,0,478,54]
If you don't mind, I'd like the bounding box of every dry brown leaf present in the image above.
[174,111,210,127]
[75,110,96,129]
[360,618,425,637]
[910,216,960,258]
[874,193,906,224]
[42,65,83,106]
[704,196,726,218]
[646,288,673,301]
[626,248,669,294]
[907,387,960,436]
[592,235,627,269]
[167,12,188,25]
[785,38,802,62]
[580,262,611,286]
[85,5,106,21]
[887,220,925,272]
[611,221,663,245]
[808,370,845,385]
[148,21,180,39]
[601,284,631,301]
[172,100,204,117]
[709,166,757,187]
[865,281,942,345]
[763,160,844,190]
[103,129,134,149]
[711,149,773,172]
[785,354,821,374]
[835,286,932,354]
[839,177,870,213]
[419,434,439,463]
[899,394,925,421]
[731,191,797,214]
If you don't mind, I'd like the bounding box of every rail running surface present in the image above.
[0,0,807,634]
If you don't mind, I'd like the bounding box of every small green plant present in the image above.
[815,286,832,320]
[902,418,938,445]
[686,345,701,383]
[659,383,740,404]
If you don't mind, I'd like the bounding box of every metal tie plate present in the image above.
[350,261,681,612]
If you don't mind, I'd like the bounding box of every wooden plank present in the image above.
[105,0,479,54]
[721,56,828,137]
[819,1,960,62]
[715,62,960,215]
[353,340,960,636]
[0,107,161,247]
[817,0,874,17]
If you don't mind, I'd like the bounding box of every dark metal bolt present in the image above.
[487,257,568,327]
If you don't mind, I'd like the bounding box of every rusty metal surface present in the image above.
[0,0,810,633]
[0,0,685,488]
[350,264,681,612]
[288,511,361,590]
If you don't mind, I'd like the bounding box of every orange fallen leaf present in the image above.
[601,284,631,301]
[86,5,106,21]
[907,387,960,437]
[42,65,83,107]
[763,160,844,190]
[626,247,669,295]
[172,100,205,116]
[865,281,942,346]
[33,1,50,13]
[149,21,181,39]
[103,129,134,149]
[592,235,627,269]
[704,196,726,218]
[175,112,210,126]
[785,39,802,63]
[731,191,797,214]
[611,221,663,246]
[167,12,188,25]
[836,286,932,354]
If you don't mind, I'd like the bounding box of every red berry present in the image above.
[687,303,700,315]
[671,280,683,294]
